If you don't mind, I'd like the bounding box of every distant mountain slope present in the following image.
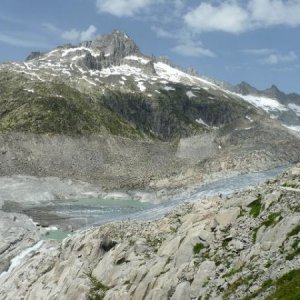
[1,30,300,137]
[0,30,299,186]
[233,81,300,131]
[0,30,257,140]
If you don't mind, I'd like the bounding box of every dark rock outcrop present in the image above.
[100,236,117,252]
[25,52,43,61]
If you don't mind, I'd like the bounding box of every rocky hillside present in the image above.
[1,164,299,299]
[0,30,300,188]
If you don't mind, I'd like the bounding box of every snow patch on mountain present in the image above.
[125,56,150,65]
[283,124,300,133]
[154,62,218,88]
[61,47,100,58]
[164,86,175,91]
[24,89,34,93]
[288,103,300,116]
[232,93,288,112]
[71,55,86,61]
[100,65,146,79]
[196,118,209,127]
[186,91,196,98]
[246,116,254,123]
[137,81,146,92]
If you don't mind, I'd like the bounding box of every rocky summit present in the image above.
[0,30,300,300]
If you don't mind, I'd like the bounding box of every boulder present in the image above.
[190,260,216,298]
[170,281,190,300]
[263,191,281,209]
[259,215,300,251]
[215,207,240,228]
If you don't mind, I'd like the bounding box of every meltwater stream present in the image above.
[93,166,287,226]
[1,166,287,234]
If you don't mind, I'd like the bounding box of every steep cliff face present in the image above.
[1,164,299,300]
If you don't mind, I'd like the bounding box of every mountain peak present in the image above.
[268,84,280,92]
[263,84,285,99]
[235,81,259,95]
[25,51,43,61]
[81,30,141,59]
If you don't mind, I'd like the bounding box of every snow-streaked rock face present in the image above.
[125,55,150,65]
[288,103,300,116]
[235,94,288,113]
[2,30,300,134]
[1,48,222,119]
[283,124,300,133]
[0,29,225,101]
[153,61,218,88]
[223,89,300,133]
[230,82,300,133]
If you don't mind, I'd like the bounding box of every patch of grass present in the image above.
[223,266,243,278]
[146,236,162,249]
[282,181,298,188]
[265,269,300,300]
[87,274,108,300]
[287,225,300,237]
[252,227,260,243]
[262,212,282,227]
[213,255,222,266]
[223,275,255,300]
[293,204,300,213]
[243,269,300,299]
[286,251,300,261]
[193,243,205,254]
[222,235,233,248]
[243,279,274,300]
[292,239,300,249]
[248,195,262,218]
[262,278,274,289]
[265,260,272,268]
[222,239,230,248]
